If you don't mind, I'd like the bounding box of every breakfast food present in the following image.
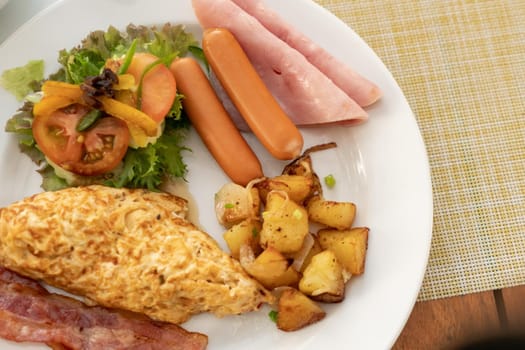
[0,1,380,346]
[202,28,304,160]
[276,288,326,332]
[3,23,196,191]
[215,144,369,331]
[230,0,382,107]
[0,185,273,324]
[192,0,369,129]
[170,57,263,185]
[0,267,208,350]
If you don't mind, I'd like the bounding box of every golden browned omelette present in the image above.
[0,185,273,324]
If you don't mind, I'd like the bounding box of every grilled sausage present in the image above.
[170,57,263,185]
[202,28,304,160]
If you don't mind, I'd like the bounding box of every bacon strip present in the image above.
[193,0,369,129]
[0,267,208,350]
[230,0,382,107]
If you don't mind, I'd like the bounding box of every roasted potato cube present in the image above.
[260,191,309,254]
[318,227,369,275]
[256,175,313,204]
[277,288,326,332]
[266,266,302,290]
[299,250,345,303]
[307,196,356,230]
[282,143,338,199]
[215,183,259,227]
[298,234,324,273]
[245,247,301,289]
[223,219,262,259]
[242,247,292,289]
[282,155,323,199]
[287,233,323,273]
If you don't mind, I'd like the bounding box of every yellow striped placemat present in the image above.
[315,0,525,301]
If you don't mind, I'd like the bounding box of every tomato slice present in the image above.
[33,104,130,176]
[125,52,177,124]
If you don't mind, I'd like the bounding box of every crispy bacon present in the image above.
[0,267,208,350]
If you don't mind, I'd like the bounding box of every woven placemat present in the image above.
[315,0,525,301]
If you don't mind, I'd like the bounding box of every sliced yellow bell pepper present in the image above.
[33,95,77,118]
[38,79,158,148]
[96,96,158,137]
[41,80,83,100]
[114,74,136,90]
[127,123,150,148]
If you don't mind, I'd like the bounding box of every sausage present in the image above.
[202,28,304,160]
[169,57,263,186]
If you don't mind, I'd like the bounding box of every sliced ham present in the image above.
[230,0,382,107]
[0,267,208,350]
[192,0,368,128]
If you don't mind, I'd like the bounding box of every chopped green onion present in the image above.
[292,208,303,220]
[76,109,102,131]
[224,203,235,209]
[324,174,336,188]
[136,60,161,110]
[118,39,138,74]
[252,227,259,238]
[268,310,278,323]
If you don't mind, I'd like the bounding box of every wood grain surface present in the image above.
[502,286,525,335]
[393,285,525,349]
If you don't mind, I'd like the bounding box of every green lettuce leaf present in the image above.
[39,165,69,191]
[0,60,44,100]
[58,48,105,84]
[167,93,185,120]
[4,101,47,165]
[106,115,190,191]
[58,23,198,83]
[3,23,198,191]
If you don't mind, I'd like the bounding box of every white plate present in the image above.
[0,0,433,349]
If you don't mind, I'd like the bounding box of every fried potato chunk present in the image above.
[242,247,287,288]
[277,288,326,332]
[260,191,308,254]
[223,218,262,259]
[307,195,356,230]
[256,175,314,205]
[299,250,345,303]
[318,227,369,275]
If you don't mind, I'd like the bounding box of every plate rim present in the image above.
[0,0,434,349]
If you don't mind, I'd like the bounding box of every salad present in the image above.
[1,23,202,191]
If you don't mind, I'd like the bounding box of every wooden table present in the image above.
[393,285,525,349]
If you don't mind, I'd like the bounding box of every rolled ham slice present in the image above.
[192,0,368,128]
[230,0,382,107]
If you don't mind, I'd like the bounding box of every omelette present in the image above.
[0,185,273,324]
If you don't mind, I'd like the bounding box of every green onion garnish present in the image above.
[76,109,102,131]
[268,310,278,323]
[324,174,336,188]
[136,53,178,110]
[118,39,138,75]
